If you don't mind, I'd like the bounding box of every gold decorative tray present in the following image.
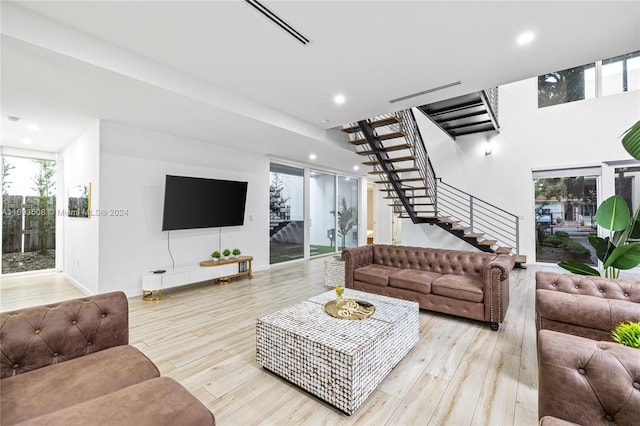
[324,299,375,320]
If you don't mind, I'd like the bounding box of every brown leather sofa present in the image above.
[538,329,640,426]
[536,271,640,341]
[0,291,215,426]
[342,244,515,330]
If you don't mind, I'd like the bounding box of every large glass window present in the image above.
[602,51,640,96]
[538,50,639,108]
[615,166,640,224]
[2,156,57,274]
[534,174,598,265]
[309,171,336,256]
[269,163,304,265]
[538,63,596,108]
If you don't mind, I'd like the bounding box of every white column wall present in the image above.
[61,121,101,294]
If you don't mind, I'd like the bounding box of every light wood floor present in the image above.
[0,259,554,426]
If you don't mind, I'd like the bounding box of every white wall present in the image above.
[409,78,640,260]
[97,122,269,296]
[61,121,101,294]
[401,220,481,251]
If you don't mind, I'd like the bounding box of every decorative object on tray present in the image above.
[324,299,375,320]
[335,284,344,307]
[211,251,221,261]
[232,248,241,258]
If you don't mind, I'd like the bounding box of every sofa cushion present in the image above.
[1,345,160,426]
[536,289,640,333]
[13,377,215,426]
[389,269,439,294]
[431,274,484,303]
[354,264,399,287]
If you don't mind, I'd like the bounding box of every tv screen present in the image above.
[162,175,248,231]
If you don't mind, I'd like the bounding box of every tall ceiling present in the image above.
[2,1,639,173]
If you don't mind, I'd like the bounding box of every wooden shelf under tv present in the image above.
[199,256,253,284]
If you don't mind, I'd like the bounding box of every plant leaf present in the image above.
[558,261,601,276]
[595,195,630,232]
[603,242,640,270]
[621,120,640,161]
[590,236,615,263]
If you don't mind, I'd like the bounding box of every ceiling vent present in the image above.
[245,0,310,45]
[389,81,462,103]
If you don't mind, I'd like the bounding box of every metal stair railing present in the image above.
[436,178,519,254]
[395,109,438,210]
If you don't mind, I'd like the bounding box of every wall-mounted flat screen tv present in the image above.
[162,175,248,231]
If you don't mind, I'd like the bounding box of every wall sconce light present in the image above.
[484,141,492,156]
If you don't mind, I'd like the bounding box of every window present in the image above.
[533,167,600,265]
[538,63,596,108]
[538,50,639,108]
[602,51,640,96]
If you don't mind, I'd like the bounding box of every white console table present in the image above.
[142,256,253,301]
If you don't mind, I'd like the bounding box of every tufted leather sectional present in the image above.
[538,329,640,426]
[0,291,215,426]
[535,271,640,341]
[342,244,515,330]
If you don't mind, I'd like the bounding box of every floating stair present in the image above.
[417,89,499,140]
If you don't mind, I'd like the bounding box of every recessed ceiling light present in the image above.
[353,165,360,171]
[333,94,346,105]
[21,138,32,144]
[27,123,39,132]
[517,31,535,45]
[309,153,317,160]
[320,119,330,124]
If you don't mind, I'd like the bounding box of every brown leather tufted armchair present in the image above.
[0,292,215,425]
[538,329,640,426]
[536,271,640,341]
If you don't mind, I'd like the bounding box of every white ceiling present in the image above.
[1,1,639,173]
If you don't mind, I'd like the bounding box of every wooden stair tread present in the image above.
[494,247,512,254]
[366,167,420,174]
[350,131,407,144]
[383,194,432,199]
[379,186,427,191]
[357,143,411,155]
[450,226,468,231]
[478,240,497,246]
[342,116,401,133]
[375,177,424,183]
[464,233,484,238]
[514,254,527,263]
[361,155,416,166]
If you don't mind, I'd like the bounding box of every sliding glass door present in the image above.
[533,168,599,264]
[269,164,304,265]
[309,171,335,255]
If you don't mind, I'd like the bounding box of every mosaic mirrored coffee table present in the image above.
[256,289,419,415]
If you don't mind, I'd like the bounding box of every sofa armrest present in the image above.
[342,245,373,288]
[482,254,514,326]
[0,291,129,379]
[484,254,515,282]
[538,329,640,425]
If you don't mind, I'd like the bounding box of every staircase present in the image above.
[417,88,499,139]
[342,102,526,267]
